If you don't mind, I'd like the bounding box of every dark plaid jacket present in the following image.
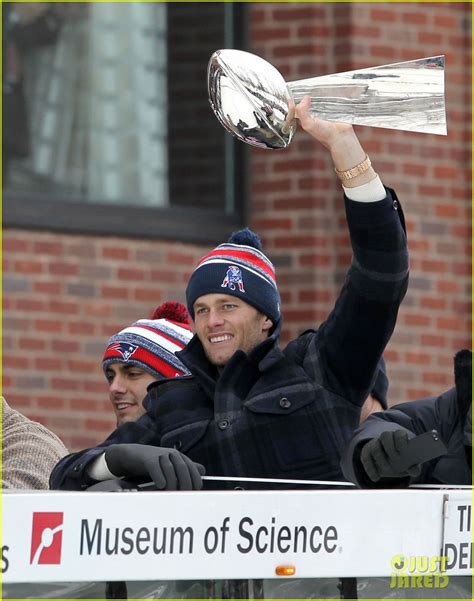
[51,190,408,490]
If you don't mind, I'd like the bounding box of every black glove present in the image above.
[360,430,422,483]
[104,444,205,491]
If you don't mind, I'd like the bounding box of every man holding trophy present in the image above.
[51,91,408,491]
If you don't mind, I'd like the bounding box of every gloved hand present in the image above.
[104,444,205,491]
[360,430,422,483]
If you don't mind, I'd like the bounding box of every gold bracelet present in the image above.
[334,155,371,181]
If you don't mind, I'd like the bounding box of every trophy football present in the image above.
[208,49,446,149]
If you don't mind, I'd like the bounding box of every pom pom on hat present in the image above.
[186,228,280,323]
[151,301,190,324]
[103,305,193,380]
[227,228,263,251]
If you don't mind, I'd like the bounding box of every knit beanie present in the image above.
[102,302,193,379]
[186,228,281,323]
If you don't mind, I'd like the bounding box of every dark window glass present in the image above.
[2,2,246,242]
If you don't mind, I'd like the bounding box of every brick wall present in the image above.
[248,2,471,403]
[3,2,471,451]
[3,232,206,449]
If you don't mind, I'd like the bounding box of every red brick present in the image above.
[253,26,291,42]
[51,340,80,353]
[283,309,318,323]
[298,290,332,303]
[102,286,130,300]
[68,321,95,336]
[402,12,428,25]
[4,356,30,369]
[272,235,327,249]
[273,7,326,21]
[49,300,80,314]
[83,301,113,317]
[49,262,79,276]
[37,396,66,409]
[437,316,469,331]
[3,238,30,252]
[33,281,63,295]
[36,319,64,333]
[150,269,181,283]
[436,280,460,294]
[117,268,147,281]
[18,337,47,351]
[452,262,471,276]
[51,377,81,391]
[102,246,130,260]
[81,413,111,429]
[134,288,162,302]
[419,260,448,273]
[297,25,333,38]
[67,359,99,372]
[15,298,47,312]
[420,334,447,348]
[79,376,107,392]
[422,371,452,386]
[165,252,197,266]
[404,314,432,327]
[418,31,442,45]
[370,45,397,59]
[253,179,291,194]
[371,9,397,22]
[434,204,461,219]
[14,260,44,274]
[33,241,64,255]
[405,352,431,365]
[402,163,428,177]
[253,218,294,230]
[299,254,331,267]
[35,357,64,371]
[433,14,457,28]
[420,296,447,310]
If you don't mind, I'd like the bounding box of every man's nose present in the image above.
[109,375,126,394]
[207,308,225,328]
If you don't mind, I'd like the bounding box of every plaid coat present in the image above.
[51,190,408,490]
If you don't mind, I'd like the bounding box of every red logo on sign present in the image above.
[30,512,64,565]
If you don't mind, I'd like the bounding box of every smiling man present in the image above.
[51,99,407,492]
[192,295,273,368]
[102,302,193,426]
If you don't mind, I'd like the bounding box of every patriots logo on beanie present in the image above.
[221,265,245,292]
[186,228,281,323]
[103,302,193,380]
[109,342,139,361]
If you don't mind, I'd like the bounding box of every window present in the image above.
[2,2,246,242]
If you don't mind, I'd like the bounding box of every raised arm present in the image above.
[295,97,409,405]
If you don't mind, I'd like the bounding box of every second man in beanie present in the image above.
[103,302,193,425]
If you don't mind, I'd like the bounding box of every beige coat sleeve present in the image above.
[2,398,68,489]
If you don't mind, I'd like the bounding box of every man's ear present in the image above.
[262,316,273,332]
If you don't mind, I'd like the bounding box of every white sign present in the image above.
[2,488,470,583]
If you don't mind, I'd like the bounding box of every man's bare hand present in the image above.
[295,96,376,186]
[295,96,355,151]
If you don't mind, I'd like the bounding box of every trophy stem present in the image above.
[287,56,446,135]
